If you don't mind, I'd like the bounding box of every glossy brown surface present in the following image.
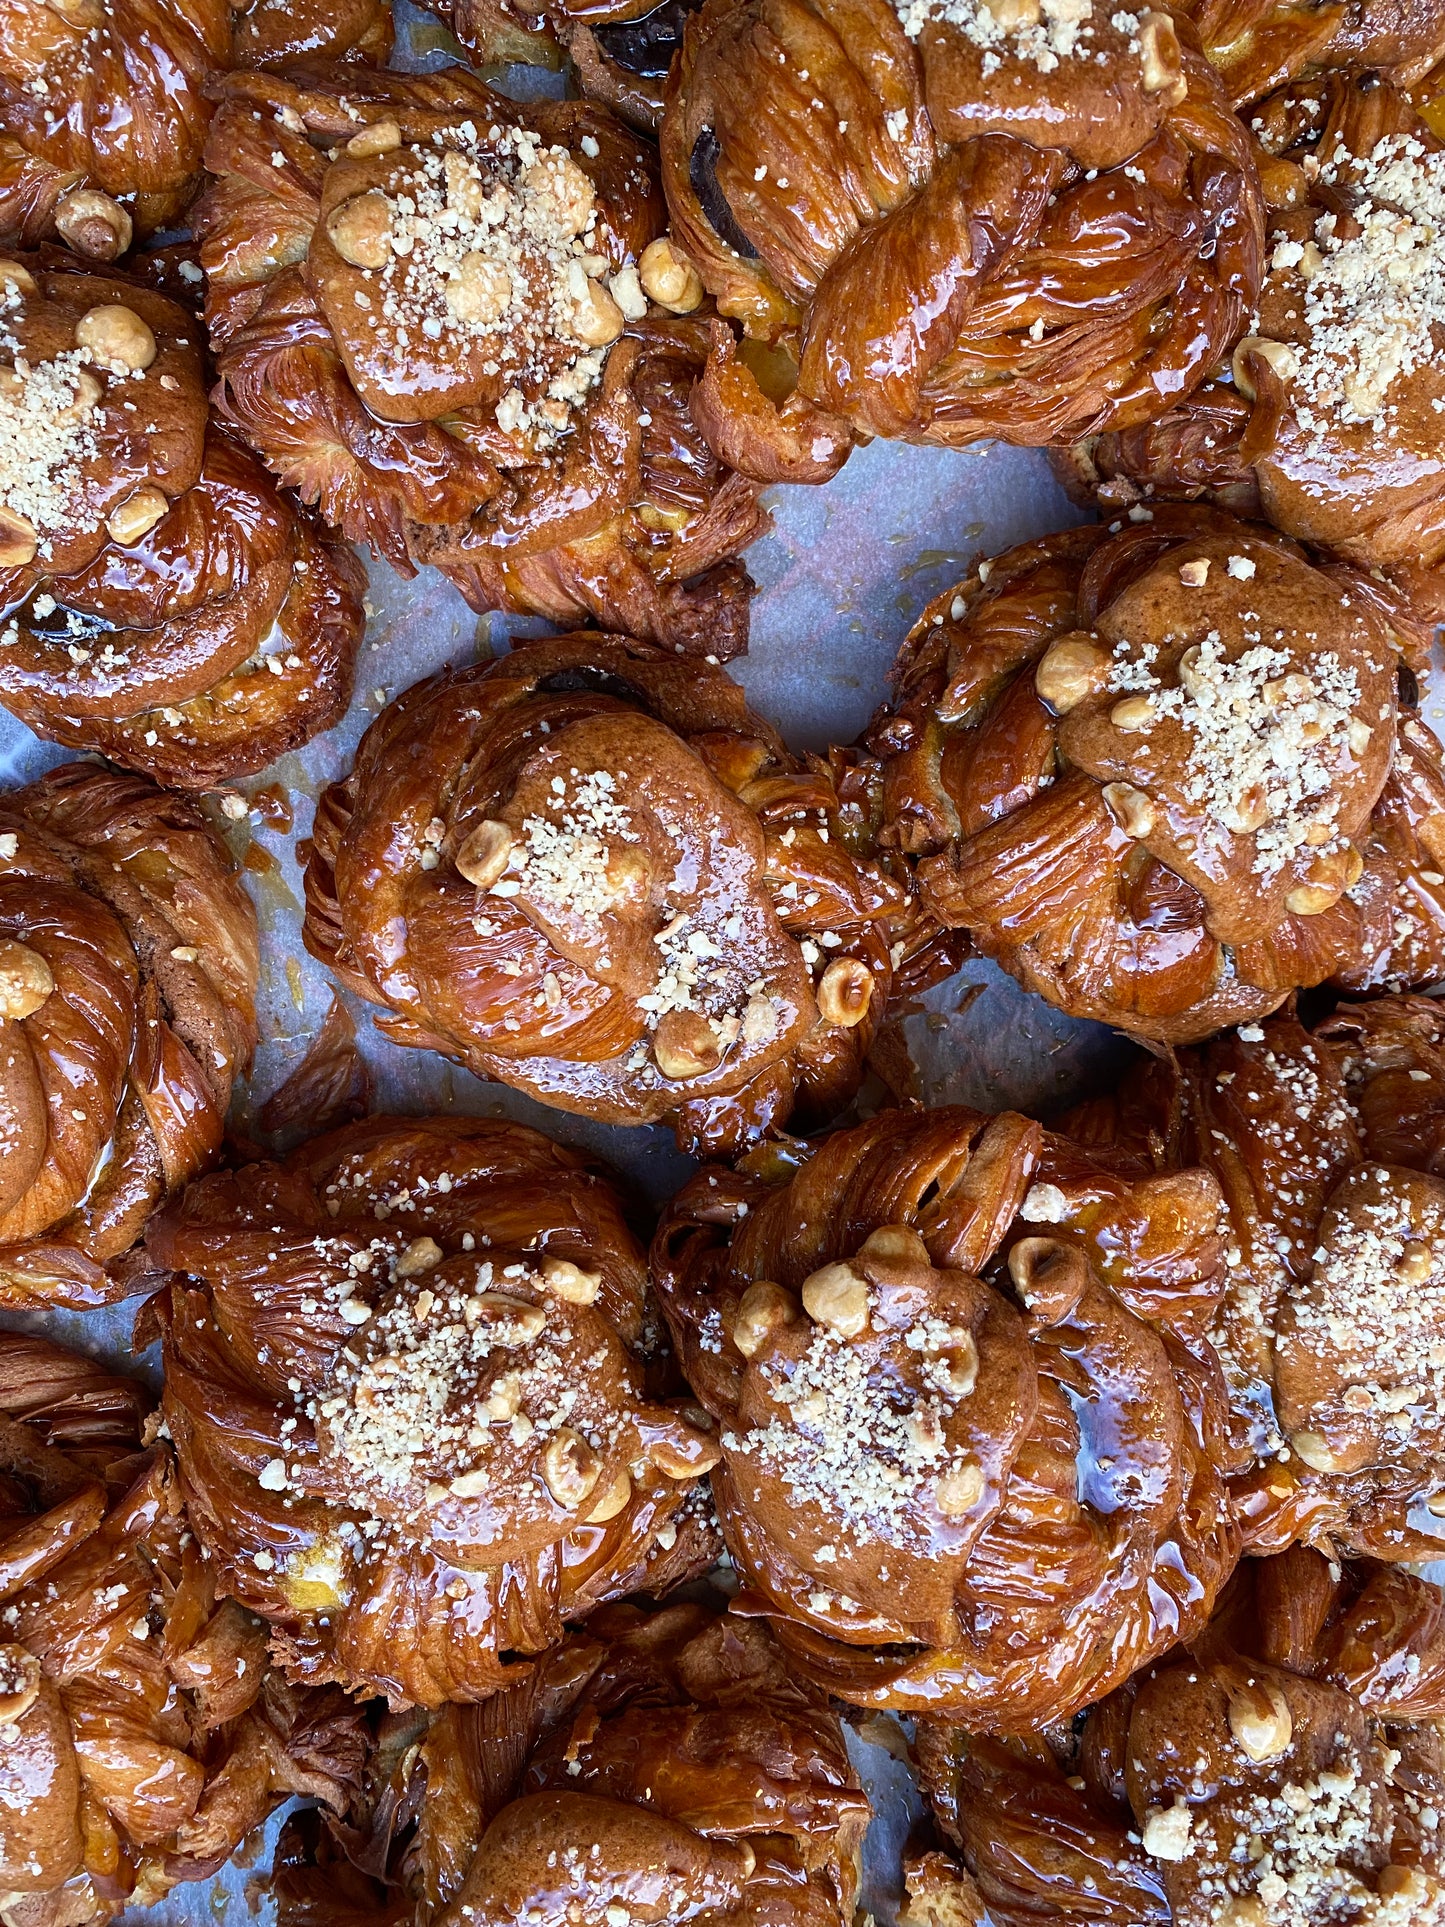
[1073,995,1445,1563]
[660,0,1263,453]
[197,65,767,658]
[302,633,932,1153]
[0,761,258,1308]
[1182,0,1445,106]
[871,507,1445,1043]
[273,1597,870,1927]
[910,1547,1445,1925]
[0,254,365,786]
[0,1328,365,1925]
[0,0,389,258]
[1061,74,1445,588]
[651,1104,1240,1726]
[143,1114,723,1708]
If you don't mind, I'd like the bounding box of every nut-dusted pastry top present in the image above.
[872,507,1445,1043]
[198,64,767,658]
[1182,0,1445,106]
[0,0,392,263]
[908,1546,1445,1926]
[1073,994,1445,1563]
[274,1597,870,1927]
[0,761,258,1308]
[659,0,1263,453]
[0,254,365,786]
[1060,73,1445,584]
[652,1103,1240,1727]
[303,634,925,1155]
[143,1114,722,1708]
[0,1327,366,1924]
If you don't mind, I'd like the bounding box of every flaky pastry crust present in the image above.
[273,1597,870,1927]
[871,507,1445,1044]
[1181,0,1445,107]
[0,254,365,786]
[651,1103,1240,1728]
[142,1115,723,1709]
[658,0,1263,457]
[302,634,927,1156]
[0,761,257,1309]
[0,1328,366,1926]
[908,1546,1445,1927]
[1058,74,1445,602]
[0,0,390,264]
[197,64,768,659]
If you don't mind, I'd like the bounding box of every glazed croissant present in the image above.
[0,253,365,787]
[0,761,257,1308]
[273,1596,870,1927]
[651,1103,1240,1729]
[908,1545,1445,1926]
[0,1328,366,1924]
[142,1114,723,1709]
[872,506,1445,1043]
[1059,74,1445,599]
[1180,0,1445,106]
[1076,995,1445,1564]
[303,634,925,1155]
[197,65,768,659]
[659,0,1264,458]
[0,0,391,263]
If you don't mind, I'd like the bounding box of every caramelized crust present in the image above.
[1059,75,1445,594]
[658,0,1263,456]
[909,1546,1445,1926]
[651,1104,1240,1727]
[0,254,365,786]
[0,0,390,260]
[871,506,1445,1043]
[1181,0,1445,107]
[0,762,257,1308]
[273,1598,869,1927]
[302,634,928,1155]
[1078,995,1445,1563]
[143,1115,723,1708]
[197,65,767,658]
[0,1328,365,1925]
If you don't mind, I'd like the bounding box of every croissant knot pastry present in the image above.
[908,1545,1445,1927]
[196,65,769,659]
[1080,995,1445,1563]
[1181,0,1445,107]
[303,634,923,1155]
[657,0,1263,457]
[274,1596,871,1927]
[0,254,365,785]
[652,1103,1240,1728]
[0,761,258,1309]
[871,506,1445,1043]
[0,1328,366,1924]
[1059,74,1445,604]
[142,1114,724,1708]
[0,0,391,263]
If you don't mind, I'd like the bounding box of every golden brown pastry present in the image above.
[0,761,257,1308]
[0,0,391,262]
[303,633,928,1155]
[197,65,770,659]
[272,1596,870,1927]
[907,1546,1445,1926]
[1182,0,1445,107]
[0,253,365,786]
[651,1103,1240,1728]
[0,1327,366,1925]
[870,506,1445,1044]
[1058,74,1445,605]
[1071,995,1445,1564]
[142,1114,724,1708]
[657,0,1263,459]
